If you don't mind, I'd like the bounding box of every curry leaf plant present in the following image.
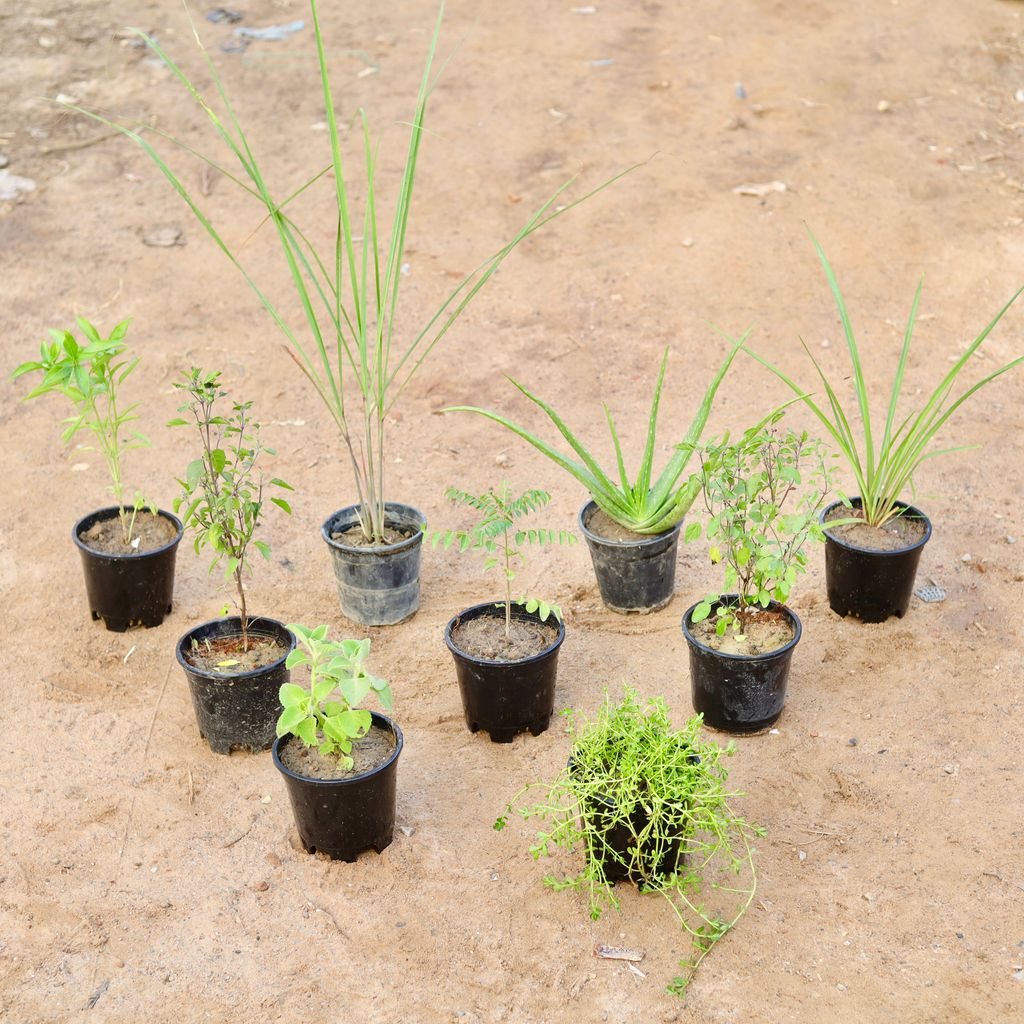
[169,369,293,650]
[731,230,1024,529]
[71,0,636,544]
[276,625,392,770]
[432,484,576,637]
[495,688,762,996]
[446,342,743,535]
[13,317,153,547]
[685,415,836,635]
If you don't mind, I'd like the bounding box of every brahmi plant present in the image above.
[169,368,293,649]
[433,484,575,634]
[14,317,153,547]
[276,625,392,769]
[496,688,763,995]
[75,0,635,544]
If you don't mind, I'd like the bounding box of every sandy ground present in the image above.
[2,1,1024,1021]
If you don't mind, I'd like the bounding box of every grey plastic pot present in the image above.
[578,500,681,614]
[73,506,183,632]
[176,616,296,755]
[821,498,932,623]
[322,503,426,626]
[682,596,801,733]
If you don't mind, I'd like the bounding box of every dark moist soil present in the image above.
[586,506,659,542]
[451,613,558,661]
[332,523,417,547]
[79,511,177,554]
[279,724,396,780]
[183,633,290,675]
[824,505,927,551]
[692,606,795,656]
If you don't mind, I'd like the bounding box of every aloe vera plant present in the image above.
[733,230,1024,529]
[73,0,633,544]
[447,343,743,534]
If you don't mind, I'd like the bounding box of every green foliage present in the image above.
[496,688,762,996]
[731,229,1024,528]
[685,414,836,635]
[73,0,635,545]
[169,368,292,648]
[276,625,393,769]
[446,343,742,534]
[12,317,153,546]
[433,484,575,637]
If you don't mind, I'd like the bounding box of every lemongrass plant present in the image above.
[73,0,634,543]
[732,230,1024,529]
[446,343,742,535]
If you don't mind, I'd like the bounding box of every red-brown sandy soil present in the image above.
[2,1,1023,1022]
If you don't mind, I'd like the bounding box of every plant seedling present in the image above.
[169,368,293,650]
[495,687,763,996]
[446,343,742,535]
[432,484,575,637]
[75,0,636,544]
[276,625,392,770]
[730,228,1024,529]
[684,414,836,636]
[13,317,154,547]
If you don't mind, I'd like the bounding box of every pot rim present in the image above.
[175,614,297,681]
[321,502,426,555]
[577,499,681,548]
[444,600,566,666]
[72,505,184,560]
[820,497,932,556]
[681,595,803,662]
[271,711,404,786]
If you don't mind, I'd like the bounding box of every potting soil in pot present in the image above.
[79,511,178,554]
[824,505,927,550]
[451,615,558,661]
[278,725,396,780]
[691,608,795,656]
[331,523,418,546]
[182,633,290,674]
[585,506,650,542]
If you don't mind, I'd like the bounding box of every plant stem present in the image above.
[504,529,512,640]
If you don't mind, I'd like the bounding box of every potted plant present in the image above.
[169,368,296,754]
[446,342,741,614]
[13,317,182,631]
[733,230,1023,622]
[77,0,632,626]
[495,688,763,996]
[272,625,400,862]
[437,484,574,742]
[680,416,836,732]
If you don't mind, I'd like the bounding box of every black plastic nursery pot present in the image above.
[578,500,681,614]
[322,503,425,627]
[582,789,683,885]
[73,506,183,632]
[445,602,565,743]
[821,498,932,623]
[176,616,296,755]
[682,597,802,734]
[272,712,403,862]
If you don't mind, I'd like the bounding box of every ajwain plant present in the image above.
[276,625,392,769]
[495,688,763,996]
[685,415,836,635]
[447,343,743,534]
[169,368,293,650]
[432,484,575,636]
[13,317,153,547]
[732,228,1024,528]
[75,0,635,544]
